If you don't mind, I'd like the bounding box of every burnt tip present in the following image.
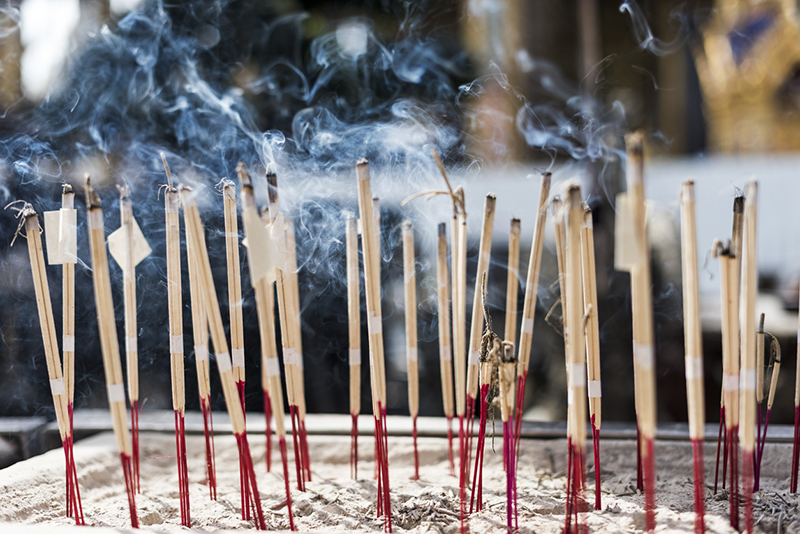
[438,222,446,236]
[62,183,73,194]
[625,131,644,156]
[236,162,251,187]
[356,158,369,166]
[85,174,101,209]
[733,196,745,213]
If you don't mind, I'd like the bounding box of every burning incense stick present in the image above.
[740,180,758,534]
[160,156,190,527]
[514,173,550,457]
[579,204,602,511]
[755,314,780,491]
[346,214,361,479]
[181,185,266,529]
[564,185,587,534]
[236,163,295,530]
[616,132,657,532]
[221,181,246,415]
[15,203,84,525]
[436,223,455,476]
[402,220,420,480]
[84,177,138,528]
[183,201,217,500]
[355,160,392,532]
[679,181,706,534]
[466,194,496,513]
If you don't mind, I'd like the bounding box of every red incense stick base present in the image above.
[458,413,467,534]
[131,399,140,494]
[728,427,740,531]
[643,437,656,533]
[299,419,311,482]
[591,415,601,511]
[446,415,455,477]
[469,384,490,513]
[234,432,266,530]
[514,375,526,462]
[120,452,139,528]
[289,405,305,492]
[350,412,359,480]
[411,414,419,481]
[690,438,705,534]
[373,405,392,532]
[200,397,217,500]
[174,411,191,527]
[264,392,272,473]
[503,419,518,532]
[62,433,84,525]
[742,449,754,534]
[278,437,296,531]
[714,407,724,494]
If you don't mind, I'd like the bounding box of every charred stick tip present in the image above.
[62,183,73,194]
[85,174,101,209]
[236,162,251,187]
[266,171,278,204]
[160,152,174,190]
[734,195,745,214]
[438,222,446,236]
[625,130,645,157]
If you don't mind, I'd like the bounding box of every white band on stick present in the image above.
[216,352,232,373]
[568,363,586,388]
[194,343,208,362]
[740,369,757,391]
[469,349,480,366]
[349,348,361,366]
[521,317,534,335]
[685,356,703,381]
[107,383,126,403]
[125,336,136,354]
[265,357,280,377]
[226,232,239,239]
[407,346,418,362]
[50,378,66,396]
[62,335,75,353]
[633,343,654,370]
[368,313,382,335]
[567,388,574,405]
[723,373,739,392]
[170,335,184,354]
[588,380,602,398]
[232,348,245,368]
[439,344,452,362]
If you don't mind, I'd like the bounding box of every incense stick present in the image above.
[436,223,455,476]
[793,281,800,493]
[183,199,217,500]
[180,185,266,530]
[346,214,361,479]
[580,204,602,511]
[498,343,518,532]
[514,173,550,460]
[679,181,705,534]
[84,178,138,528]
[236,163,295,530]
[17,204,84,525]
[466,194,496,514]
[402,220,420,480]
[222,181,246,415]
[504,218,521,347]
[355,160,392,532]
[740,181,758,534]
[162,161,190,526]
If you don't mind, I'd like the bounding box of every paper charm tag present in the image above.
[242,207,275,286]
[268,211,288,272]
[108,217,152,272]
[614,193,640,272]
[44,209,77,265]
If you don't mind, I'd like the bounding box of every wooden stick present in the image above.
[514,173,551,455]
[402,220,420,481]
[436,223,455,475]
[580,204,602,511]
[346,214,361,479]
[236,164,295,530]
[453,190,467,421]
[180,185,266,530]
[183,196,217,500]
[355,160,391,531]
[60,186,76,431]
[222,181,246,412]
[504,219,521,346]
[84,178,138,528]
[499,343,518,531]
[553,198,568,358]
[756,315,780,491]
[740,180,758,534]
[680,181,706,534]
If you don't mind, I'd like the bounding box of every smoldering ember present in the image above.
[1,1,800,533]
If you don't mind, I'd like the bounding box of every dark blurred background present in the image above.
[1,0,800,438]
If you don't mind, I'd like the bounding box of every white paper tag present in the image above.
[439,344,452,362]
[232,348,245,368]
[633,343,654,370]
[469,349,480,366]
[349,348,361,366]
[50,378,66,396]
[107,383,126,403]
[723,373,739,392]
[368,313,383,335]
[216,352,232,373]
[614,193,640,271]
[283,347,298,366]
[170,334,183,354]
[195,343,208,361]
[88,209,103,230]
[125,336,136,354]
[568,363,586,387]
[588,380,602,398]
[407,346,418,362]
[740,369,757,391]
[521,317,534,335]
[62,335,75,352]
[265,357,280,377]
[108,217,152,271]
[685,356,703,381]
[567,388,574,405]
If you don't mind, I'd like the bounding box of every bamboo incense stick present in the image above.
[184,201,217,500]
[514,173,551,459]
[355,160,392,532]
[161,156,190,527]
[17,203,84,525]
[679,181,705,534]
[466,194,496,514]
[740,181,758,534]
[236,163,295,530]
[579,204,602,511]
[84,177,138,528]
[346,214,362,479]
[222,181,246,415]
[564,185,587,534]
[402,220,420,481]
[437,222,455,476]
[504,219,521,347]
[180,185,266,529]
[617,132,657,532]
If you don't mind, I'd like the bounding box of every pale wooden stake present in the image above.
[346,215,361,418]
[223,182,246,397]
[437,223,454,420]
[504,219,521,346]
[403,220,419,420]
[580,206,602,429]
